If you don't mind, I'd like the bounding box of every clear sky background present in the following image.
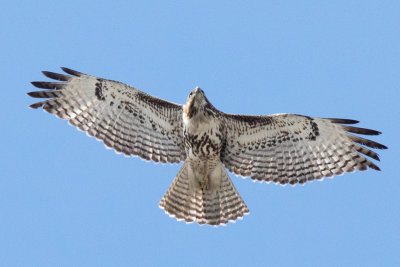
[1,1,399,266]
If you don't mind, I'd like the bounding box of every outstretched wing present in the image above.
[221,113,387,185]
[28,68,186,163]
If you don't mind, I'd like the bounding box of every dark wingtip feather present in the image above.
[27,90,61,99]
[31,81,42,88]
[370,164,381,171]
[29,102,44,109]
[353,143,382,161]
[61,67,84,77]
[343,125,382,135]
[348,135,388,150]
[31,81,64,89]
[327,118,359,124]
[27,91,40,98]
[369,142,388,150]
[42,71,70,81]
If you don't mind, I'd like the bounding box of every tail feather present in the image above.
[159,161,249,226]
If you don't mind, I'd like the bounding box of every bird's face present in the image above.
[184,87,207,118]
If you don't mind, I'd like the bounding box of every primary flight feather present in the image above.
[28,68,387,226]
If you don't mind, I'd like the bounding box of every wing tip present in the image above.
[61,67,83,77]
[343,125,383,136]
[41,71,70,81]
[369,164,381,171]
[327,118,359,124]
[28,102,43,109]
[380,144,388,150]
[27,91,37,97]
[27,90,43,108]
[31,81,47,88]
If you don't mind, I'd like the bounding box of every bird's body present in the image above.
[28,68,387,226]
[160,87,249,224]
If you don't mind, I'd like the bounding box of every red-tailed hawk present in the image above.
[28,68,387,226]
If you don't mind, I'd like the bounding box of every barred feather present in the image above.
[61,67,84,77]
[159,161,249,225]
[31,82,65,90]
[42,71,71,81]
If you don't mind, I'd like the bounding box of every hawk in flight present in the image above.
[28,68,387,226]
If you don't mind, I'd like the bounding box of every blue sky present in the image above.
[1,0,399,266]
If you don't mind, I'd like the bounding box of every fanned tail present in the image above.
[159,161,249,226]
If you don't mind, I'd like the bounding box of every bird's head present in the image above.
[184,87,210,118]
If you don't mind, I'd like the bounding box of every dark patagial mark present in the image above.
[95,79,105,101]
[305,117,319,141]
